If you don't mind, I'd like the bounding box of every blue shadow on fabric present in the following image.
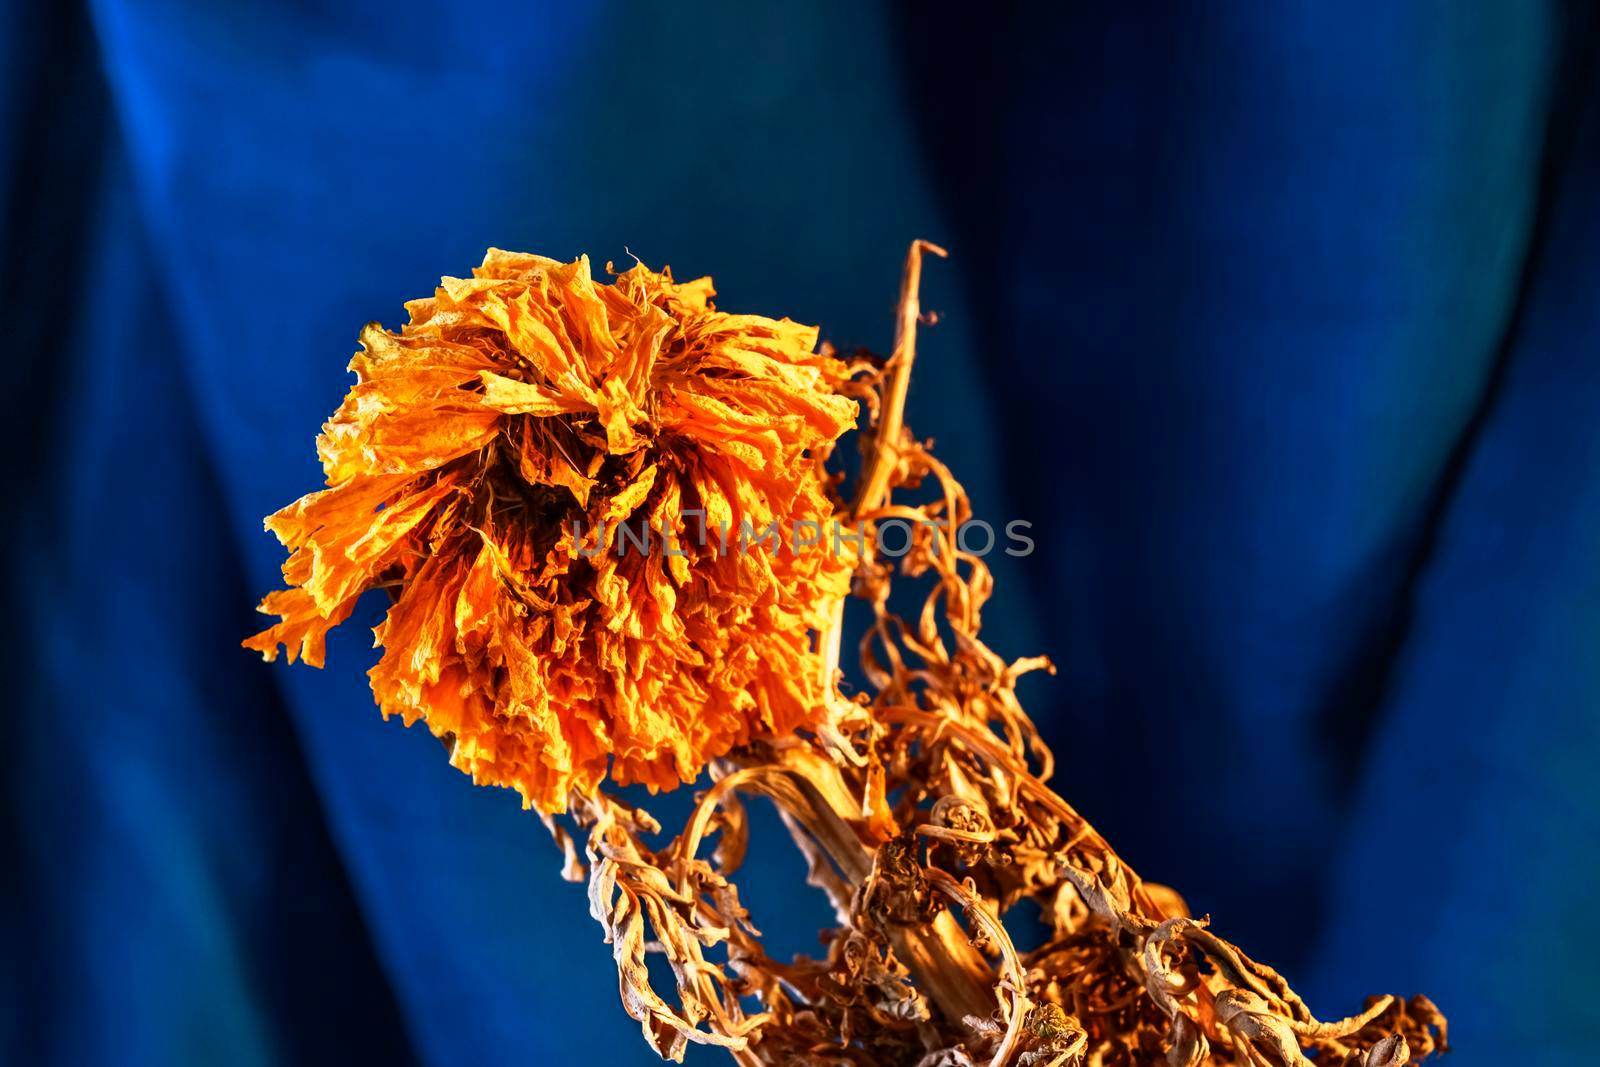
[4,2,1597,1064]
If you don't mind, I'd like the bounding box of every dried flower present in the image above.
[248,241,1445,1067]
[245,250,856,812]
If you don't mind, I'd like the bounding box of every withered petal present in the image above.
[245,248,857,813]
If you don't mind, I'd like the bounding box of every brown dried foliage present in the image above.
[551,243,1445,1065]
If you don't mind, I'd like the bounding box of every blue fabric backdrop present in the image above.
[4,2,1597,1064]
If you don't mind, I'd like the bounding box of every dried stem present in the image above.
[852,238,946,516]
[822,239,947,698]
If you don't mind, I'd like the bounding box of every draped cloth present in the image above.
[4,3,1596,1063]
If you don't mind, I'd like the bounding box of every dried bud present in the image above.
[1166,1013,1209,1067]
[863,835,938,926]
[1214,988,1309,1067]
[930,795,998,866]
[1020,1002,1087,1065]
[1364,1034,1409,1067]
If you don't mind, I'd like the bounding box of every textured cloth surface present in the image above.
[4,3,1597,1064]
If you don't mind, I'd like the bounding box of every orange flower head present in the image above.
[245,250,857,812]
